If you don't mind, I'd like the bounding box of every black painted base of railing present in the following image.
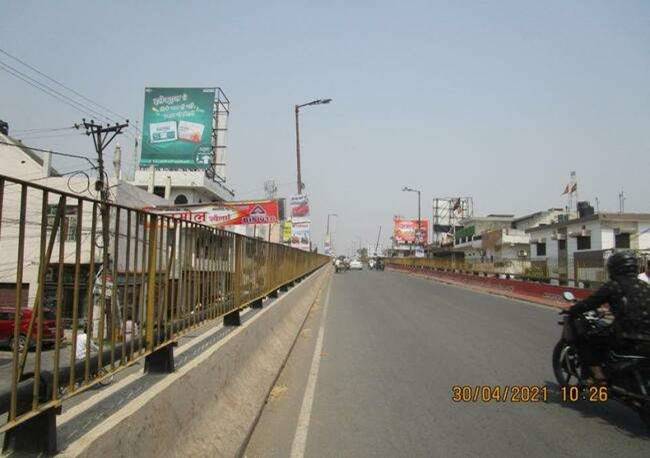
[224,309,241,326]
[3,404,58,455]
[279,284,289,292]
[250,298,264,309]
[268,289,279,298]
[145,344,175,374]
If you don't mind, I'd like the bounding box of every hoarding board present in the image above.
[291,218,311,251]
[290,194,310,218]
[282,220,292,243]
[140,87,216,169]
[148,200,279,227]
[393,218,429,245]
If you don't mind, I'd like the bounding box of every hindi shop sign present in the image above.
[140,87,216,169]
[148,200,280,227]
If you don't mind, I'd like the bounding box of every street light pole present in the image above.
[326,213,338,254]
[294,98,332,195]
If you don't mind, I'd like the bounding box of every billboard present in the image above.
[393,218,429,245]
[147,200,279,227]
[290,194,310,218]
[291,218,311,251]
[282,220,293,243]
[140,87,216,169]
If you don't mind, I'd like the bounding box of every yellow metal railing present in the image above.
[0,174,327,434]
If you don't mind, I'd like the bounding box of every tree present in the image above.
[357,247,369,263]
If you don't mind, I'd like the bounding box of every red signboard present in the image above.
[393,218,429,245]
[147,200,280,227]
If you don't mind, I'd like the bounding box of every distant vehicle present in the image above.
[349,259,363,270]
[335,256,350,273]
[0,307,62,351]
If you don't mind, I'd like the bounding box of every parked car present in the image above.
[349,259,363,270]
[0,307,61,352]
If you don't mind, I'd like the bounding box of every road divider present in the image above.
[388,263,592,307]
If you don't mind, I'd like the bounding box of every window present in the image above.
[577,236,591,250]
[536,242,546,256]
[174,194,188,205]
[47,205,78,242]
[153,186,166,198]
[558,239,566,251]
[615,233,630,249]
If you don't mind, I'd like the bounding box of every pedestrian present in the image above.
[75,324,99,362]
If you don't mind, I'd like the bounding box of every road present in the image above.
[245,269,650,457]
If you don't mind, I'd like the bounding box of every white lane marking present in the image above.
[290,279,332,458]
[59,306,250,425]
[60,269,325,453]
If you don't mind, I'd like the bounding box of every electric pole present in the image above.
[78,119,129,338]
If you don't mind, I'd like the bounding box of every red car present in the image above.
[0,307,61,351]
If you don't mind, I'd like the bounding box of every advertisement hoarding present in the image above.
[290,194,310,218]
[393,218,429,245]
[291,218,311,251]
[140,87,216,169]
[147,200,279,227]
[282,220,292,243]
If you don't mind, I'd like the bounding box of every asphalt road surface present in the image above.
[246,268,650,458]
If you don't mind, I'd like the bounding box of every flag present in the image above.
[562,184,571,195]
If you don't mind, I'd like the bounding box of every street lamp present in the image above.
[295,98,332,194]
[402,186,422,251]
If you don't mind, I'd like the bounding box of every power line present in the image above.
[0,140,97,168]
[0,60,116,124]
[0,47,133,127]
[12,126,76,134]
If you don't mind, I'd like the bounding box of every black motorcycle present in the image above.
[552,291,650,428]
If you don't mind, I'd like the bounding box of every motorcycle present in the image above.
[552,291,650,428]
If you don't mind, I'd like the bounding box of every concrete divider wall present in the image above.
[65,266,330,458]
[389,264,592,306]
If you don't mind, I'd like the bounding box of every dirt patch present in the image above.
[268,384,288,402]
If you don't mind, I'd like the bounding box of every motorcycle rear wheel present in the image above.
[553,339,582,386]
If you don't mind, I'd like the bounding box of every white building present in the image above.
[0,133,172,318]
[527,213,650,285]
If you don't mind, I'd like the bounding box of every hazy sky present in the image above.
[1,1,648,254]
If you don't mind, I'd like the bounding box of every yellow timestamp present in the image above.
[560,386,608,403]
[451,385,549,403]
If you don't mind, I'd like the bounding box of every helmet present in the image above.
[607,251,638,278]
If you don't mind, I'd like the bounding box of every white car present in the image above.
[349,259,363,270]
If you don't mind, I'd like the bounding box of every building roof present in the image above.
[526,212,650,233]
[511,208,564,224]
[0,133,61,176]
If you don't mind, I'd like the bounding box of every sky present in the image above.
[1,0,648,254]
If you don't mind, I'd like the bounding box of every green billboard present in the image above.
[140,87,215,169]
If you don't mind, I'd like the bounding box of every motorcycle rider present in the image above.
[568,251,650,384]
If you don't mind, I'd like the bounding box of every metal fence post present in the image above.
[224,236,242,326]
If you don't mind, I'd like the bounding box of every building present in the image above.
[527,212,650,285]
[454,214,514,246]
[0,132,172,318]
[511,208,568,231]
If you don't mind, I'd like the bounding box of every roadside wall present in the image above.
[389,263,592,307]
[65,266,330,458]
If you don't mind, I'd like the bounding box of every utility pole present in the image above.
[375,226,382,256]
[78,119,129,337]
